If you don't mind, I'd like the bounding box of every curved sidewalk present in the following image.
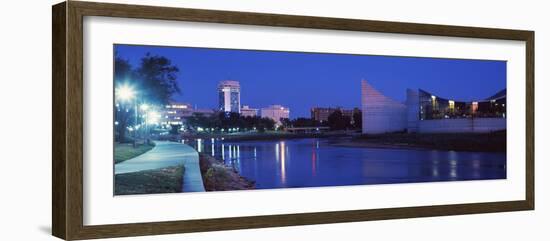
[115,141,205,192]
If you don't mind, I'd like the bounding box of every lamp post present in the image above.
[140,104,149,143]
[116,85,137,148]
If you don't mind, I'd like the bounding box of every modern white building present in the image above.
[218,80,241,113]
[241,105,259,117]
[361,80,506,134]
[260,105,290,125]
[361,80,407,134]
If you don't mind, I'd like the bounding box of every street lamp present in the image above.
[116,85,135,101]
[116,85,137,147]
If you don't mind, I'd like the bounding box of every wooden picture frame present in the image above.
[52,1,534,240]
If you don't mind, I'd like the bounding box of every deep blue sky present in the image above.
[115,44,506,119]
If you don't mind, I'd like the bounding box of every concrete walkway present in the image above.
[115,141,205,192]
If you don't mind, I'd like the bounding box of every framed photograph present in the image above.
[52,1,534,240]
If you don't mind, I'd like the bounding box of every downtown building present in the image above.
[218,80,241,113]
[241,105,259,117]
[361,80,506,134]
[162,102,214,126]
[261,105,290,126]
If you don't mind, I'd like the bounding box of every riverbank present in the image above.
[114,165,184,195]
[179,130,358,142]
[333,131,506,152]
[198,154,255,191]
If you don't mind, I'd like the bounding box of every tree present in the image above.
[280,118,292,128]
[352,109,362,129]
[258,117,275,132]
[135,53,181,105]
[114,53,181,142]
[291,117,321,127]
[169,124,181,135]
[327,110,348,130]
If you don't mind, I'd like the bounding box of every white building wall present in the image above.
[406,89,420,133]
[260,105,290,125]
[361,80,506,134]
[417,118,506,133]
[241,105,258,117]
[361,80,407,134]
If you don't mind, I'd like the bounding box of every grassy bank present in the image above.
[114,142,155,164]
[338,131,506,152]
[114,165,184,195]
[198,154,255,191]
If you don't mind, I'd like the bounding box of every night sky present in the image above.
[115,44,506,119]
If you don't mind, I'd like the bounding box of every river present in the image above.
[188,138,506,190]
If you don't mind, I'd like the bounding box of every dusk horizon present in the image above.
[115,44,506,119]
[114,43,507,196]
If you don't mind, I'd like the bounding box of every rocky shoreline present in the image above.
[198,154,255,191]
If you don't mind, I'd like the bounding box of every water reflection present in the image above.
[190,138,506,190]
[311,140,317,176]
[280,141,286,184]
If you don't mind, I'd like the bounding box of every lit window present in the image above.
[448,100,455,111]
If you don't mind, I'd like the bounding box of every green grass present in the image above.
[114,142,155,164]
[114,165,184,195]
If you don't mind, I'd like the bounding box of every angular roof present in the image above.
[361,80,406,108]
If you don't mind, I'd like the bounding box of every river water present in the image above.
[189,138,506,190]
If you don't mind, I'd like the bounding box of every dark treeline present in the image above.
[283,110,362,131]
[184,109,362,133]
[185,112,276,132]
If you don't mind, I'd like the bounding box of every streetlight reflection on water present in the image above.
[188,138,504,189]
[280,141,286,185]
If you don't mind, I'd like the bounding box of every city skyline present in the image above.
[115,44,506,119]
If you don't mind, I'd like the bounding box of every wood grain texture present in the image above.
[52,2,67,239]
[51,1,535,240]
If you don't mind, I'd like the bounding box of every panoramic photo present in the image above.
[113,44,507,195]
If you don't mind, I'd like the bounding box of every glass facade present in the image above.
[217,80,241,113]
[418,89,506,120]
[230,92,240,113]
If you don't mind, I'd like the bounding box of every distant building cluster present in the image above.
[361,80,506,134]
[162,103,214,126]
[217,80,291,125]
[161,80,291,127]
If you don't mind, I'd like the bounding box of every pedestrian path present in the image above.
[115,141,205,192]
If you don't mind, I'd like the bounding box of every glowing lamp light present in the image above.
[147,111,160,124]
[116,85,135,101]
[140,104,149,111]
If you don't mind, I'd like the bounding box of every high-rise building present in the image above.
[241,105,258,117]
[261,105,290,125]
[218,80,241,113]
